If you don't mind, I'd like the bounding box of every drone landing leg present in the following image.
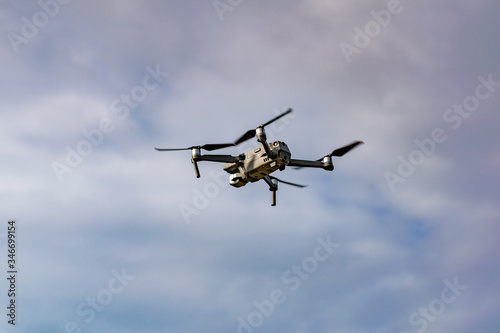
[263,175,278,206]
[191,158,201,178]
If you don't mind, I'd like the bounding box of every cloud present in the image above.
[1,1,499,332]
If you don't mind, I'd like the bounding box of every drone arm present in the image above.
[255,127,276,159]
[261,140,274,159]
[287,159,333,170]
[186,154,239,178]
[263,175,277,190]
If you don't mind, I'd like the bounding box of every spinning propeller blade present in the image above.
[269,176,307,188]
[325,141,364,157]
[234,129,256,145]
[262,108,292,127]
[200,143,235,151]
[291,141,364,169]
[155,143,235,152]
[233,108,292,145]
[155,108,293,151]
[154,147,191,151]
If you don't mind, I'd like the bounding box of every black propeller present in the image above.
[155,109,293,152]
[291,141,364,170]
[323,140,364,158]
[154,143,235,152]
[266,175,307,206]
[268,176,307,188]
[234,130,256,145]
[234,108,292,145]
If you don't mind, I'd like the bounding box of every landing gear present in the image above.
[263,176,278,206]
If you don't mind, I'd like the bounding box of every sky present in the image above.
[1,0,499,332]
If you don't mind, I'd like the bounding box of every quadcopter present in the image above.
[155,109,363,206]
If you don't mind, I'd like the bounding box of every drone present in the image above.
[155,108,363,206]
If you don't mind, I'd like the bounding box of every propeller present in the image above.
[291,141,364,170]
[234,108,292,145]
[323,140,364,158]
[268,176,307,188]
[155,109,293,152]
[267,175,306,206]
[154,143,235,152]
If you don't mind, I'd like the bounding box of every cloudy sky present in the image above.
[1,0,499,332]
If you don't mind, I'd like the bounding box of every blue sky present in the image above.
[1,1,499,332]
